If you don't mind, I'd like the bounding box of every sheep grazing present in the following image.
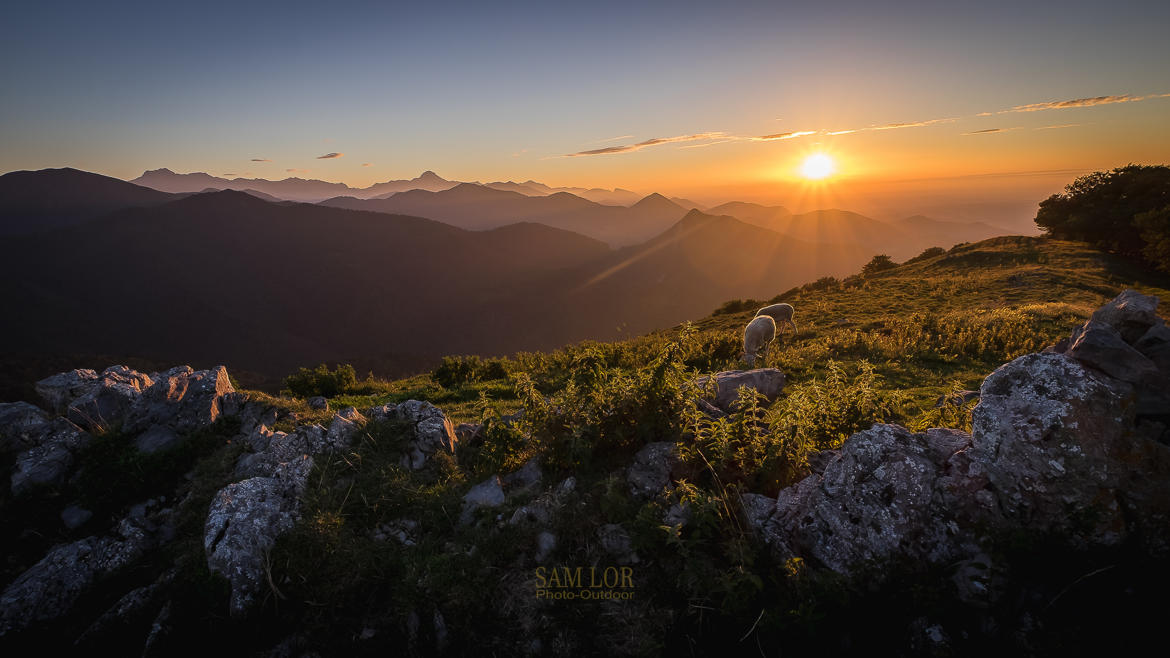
[742,314,777,368]
[756,303,798,335]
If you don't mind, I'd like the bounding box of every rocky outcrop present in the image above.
[695,369,786,412]
[744,290,1170,575]
[206,406,368,615]
[368,400,458,470]
[33,364,239,437]
[35,366,152,430]
[0,502,174,635]
[123,365,239,434]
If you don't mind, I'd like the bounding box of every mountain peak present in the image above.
[417,170,444,182]
[631,192,682,211]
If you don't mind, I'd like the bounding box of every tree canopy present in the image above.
[1035,164,1170,271]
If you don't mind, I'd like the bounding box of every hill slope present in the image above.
[0,168,180,234]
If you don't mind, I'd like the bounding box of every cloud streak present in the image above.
[1003,93,1170,113]
[316,152,343,159]
[250,158,270,162]
[753,130,816,141]
[872,117,957,131]
[552,90,1166,159]
[565,133,725,157]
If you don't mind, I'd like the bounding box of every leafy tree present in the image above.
[1035,164,1170,265]
[861,254,897,276]
[1134,205,1170,273]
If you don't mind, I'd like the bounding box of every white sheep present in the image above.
[742,314,777,368]
[755,303,798,336]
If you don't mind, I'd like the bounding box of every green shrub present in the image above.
[861,254,898,276]
[513,327,701,473]
[906,246,946,264]
[712,298,764,316]
[432,355,511,389]
[766,360,903,457]
[283,363,358,397]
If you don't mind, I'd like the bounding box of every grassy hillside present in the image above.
[5,235,1169,656]
[312,235,1169,428]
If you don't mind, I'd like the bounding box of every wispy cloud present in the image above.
[962,128,1006,135]
[317,152,343,159]
[872,117,957,131]
[250,158,270,162]
[825,129,857,136]
[361,162,371,167]
[754,130,816,141]
[222,173,237,176]
[1035,123,1084,130]
[593,134,634,143]
[679,138,738,149]
[1003,93,1170,113]
[286,168,310,173]
[565,133,725,157]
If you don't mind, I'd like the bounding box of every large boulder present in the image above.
[695,369,786,412]
[124,365,237,434]
[750,424,979,573]
[204,476,302,617]
[1089,288,1161,344]
[973,351,1170,550]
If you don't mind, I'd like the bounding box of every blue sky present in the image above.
[2,0,1167,211]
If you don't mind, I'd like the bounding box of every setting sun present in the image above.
[800,153,835,180]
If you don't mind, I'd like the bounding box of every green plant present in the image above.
[766,360,903,458]
[283,363,358,397]
[861,254,898,276]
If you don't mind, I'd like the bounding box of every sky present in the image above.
[2,0,1168,224]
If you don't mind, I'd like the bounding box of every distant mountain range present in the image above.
[321,185,690,247]
[0,166,1021,385]
[130,168,458,202]
[131,168,647,205]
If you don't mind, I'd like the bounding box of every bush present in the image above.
[712,298,763,316]
[283,363,358,397]
[861,254,898,276]
[1036,164,1170,266]
[906,246,946,264]
[765,360,902,457]
[513,327,701,472]
[432,355,510,388]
